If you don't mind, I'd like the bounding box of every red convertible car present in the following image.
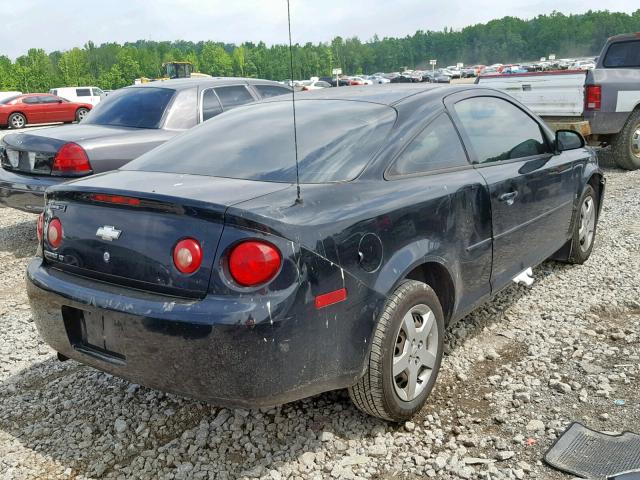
[0,93,92,129]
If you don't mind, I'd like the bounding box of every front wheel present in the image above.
[610,109,640,170]
[8,113,26,129]
[75,108,89,122]
[349,280,444,421]
[566,185,599,264]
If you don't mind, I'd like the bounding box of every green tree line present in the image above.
[1,9,639,92]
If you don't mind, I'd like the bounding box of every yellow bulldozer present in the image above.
[136,62,211,84]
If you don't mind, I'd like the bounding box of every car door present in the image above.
[446,92,578,291]
[39,95,69,122]
[20,96,47,124]
[92,88,105,105]
[386,112,493,315]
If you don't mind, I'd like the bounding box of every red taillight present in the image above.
[173,238,203,274]
[37,213,44,242]
[585,85,601,111]
[228,241,281,287]
[90,194,141,206]
[52,143,92,175]
[47,218,63,249]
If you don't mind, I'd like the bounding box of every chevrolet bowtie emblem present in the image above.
[96,226,122,242]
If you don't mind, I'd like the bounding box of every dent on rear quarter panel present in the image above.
[207,216,386,383]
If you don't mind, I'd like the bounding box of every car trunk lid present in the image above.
[0,125,158,176]
[43,171,291,298]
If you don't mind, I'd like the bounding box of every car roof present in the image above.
[264,84,473,106]
[129,77,287,91]
[607,32,640,42]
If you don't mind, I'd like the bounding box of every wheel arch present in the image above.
[404,261,456,324]
[8,111,28,123]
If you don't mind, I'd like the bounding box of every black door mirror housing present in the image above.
[556,130,585,152]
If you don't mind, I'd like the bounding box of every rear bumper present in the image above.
[0,167,65,212]
[26,258,381,408]
[584,111,630,136]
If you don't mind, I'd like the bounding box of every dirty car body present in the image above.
[0,78,291,212]
[26,85,604,410]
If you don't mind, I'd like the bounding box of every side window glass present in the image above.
[603,40,640,68]
[93,88,105,96]
[202,89,223,121]
[41,95,61,104]
[254,84,292,99]
[23,97,41,104]
[389,113,468,176]
[214,85,254,110]
[76,88,92,97]
[454,97,549,163]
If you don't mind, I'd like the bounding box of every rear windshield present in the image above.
[83,87,175,129]
[124,100,396,183]
[603,40,640,68]
[0,95,20,105]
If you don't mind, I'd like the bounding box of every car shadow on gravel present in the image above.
[0,218,38,258]
[0,260,575,478]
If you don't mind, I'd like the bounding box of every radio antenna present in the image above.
[287,0,302,204]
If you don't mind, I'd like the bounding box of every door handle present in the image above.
[498,191,518,205]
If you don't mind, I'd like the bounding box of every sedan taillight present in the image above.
[173,238,203,274]
[47,218,63,249]
[52,143,92,175]
[228,241,281,287]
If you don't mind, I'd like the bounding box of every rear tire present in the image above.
[8,113,26,129]
[349,280,444,421]
[75,108,89,122]
[566,185,598,264]
[610,109,640,170]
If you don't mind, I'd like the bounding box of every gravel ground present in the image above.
[0,165,638,480]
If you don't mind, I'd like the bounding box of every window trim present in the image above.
[447,94,554,166]
[199,87,224,123]
[385,110,473,180]
[602,39,640,69]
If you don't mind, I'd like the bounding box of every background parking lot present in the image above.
[0,163,638,479]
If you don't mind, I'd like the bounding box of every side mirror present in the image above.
[57,100,63,103]
[556,129,585,152]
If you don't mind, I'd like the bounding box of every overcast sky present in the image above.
[0,0,637,59]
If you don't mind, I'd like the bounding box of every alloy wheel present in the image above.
[78,109,88,121]
[393,304,438,402]
[10,115,25,128]
[631,124,640,160]
[578,196,596,253]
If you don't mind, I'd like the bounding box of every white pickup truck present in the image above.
[477,33,640,170]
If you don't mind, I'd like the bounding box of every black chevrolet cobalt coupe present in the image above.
[27,85,603,421]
